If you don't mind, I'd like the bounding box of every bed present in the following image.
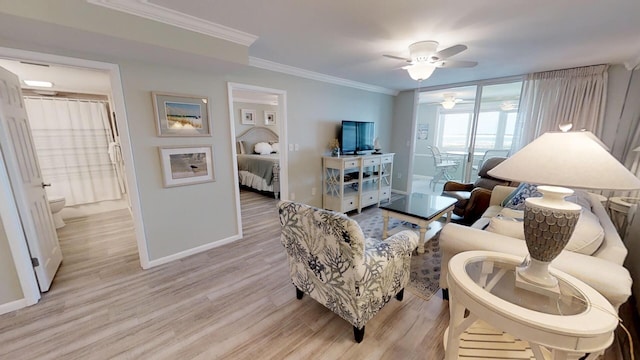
[236,127,280,198]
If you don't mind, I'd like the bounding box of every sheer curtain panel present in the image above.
[24,97,124,206]
[512,65,609,151]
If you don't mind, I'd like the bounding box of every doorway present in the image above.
[226,82,288,238]
[0,47,148,307]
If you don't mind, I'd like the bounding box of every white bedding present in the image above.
[239,170,274,192]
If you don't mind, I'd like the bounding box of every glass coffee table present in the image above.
[379,193,456,253]
[444,251,618,360]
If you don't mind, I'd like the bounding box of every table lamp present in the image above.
[488,131,640,294]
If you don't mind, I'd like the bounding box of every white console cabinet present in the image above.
[322,153,394,213]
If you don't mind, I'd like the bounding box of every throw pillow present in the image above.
[566,189,592,209]
[486,208,525,240]
[501,183,542,211]
[254,142,273,155]
[271,142,280,153]
[564,209,604,254]
[486,206,605,256]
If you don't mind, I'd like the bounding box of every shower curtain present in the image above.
[24,97,124,206]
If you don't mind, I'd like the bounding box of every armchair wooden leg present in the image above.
[353,326,365,343]
[395,288,405,301]
[295,287,304,300]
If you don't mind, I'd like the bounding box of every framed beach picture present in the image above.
[159,146,215,187]
[240,109,256,125]
[153,92,211,136]
[264,110,276,126]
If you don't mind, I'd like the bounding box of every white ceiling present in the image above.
[144,0,640,91]
[1,1,638,95]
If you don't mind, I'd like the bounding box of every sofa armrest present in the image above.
[443,181,474,192]
[466,188,492,216]
[589,194,627,265]
[489,185,516,206]
[439,223,632,310]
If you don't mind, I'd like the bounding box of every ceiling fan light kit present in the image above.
[407,63,436,81]
[441,93,462,109]
[385,40,478,82]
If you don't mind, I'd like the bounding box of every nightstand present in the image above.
[609,196,640,237]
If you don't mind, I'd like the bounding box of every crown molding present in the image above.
[86,0,258,46]
[249,57,398,96]
[233,97,278,106]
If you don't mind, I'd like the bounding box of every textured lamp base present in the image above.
[515,260,560,298]
[518,186,581,297]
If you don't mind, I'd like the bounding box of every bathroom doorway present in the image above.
[0,48,148,307]
[0,60,129,220]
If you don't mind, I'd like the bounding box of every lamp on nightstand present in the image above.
[488,130,640,294]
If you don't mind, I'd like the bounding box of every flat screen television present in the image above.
[341,120,375,155]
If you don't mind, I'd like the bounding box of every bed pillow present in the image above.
[236,141,246,155]
[254,142,273,155]
[271,142,280,153]
[501,183,542,211]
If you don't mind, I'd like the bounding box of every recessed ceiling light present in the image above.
[24,80,53,88]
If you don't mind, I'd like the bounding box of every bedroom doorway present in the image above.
[227,83,288,238]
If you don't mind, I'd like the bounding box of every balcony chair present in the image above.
[428,145,459,190]
[442,157,511,225]
[472,149,511,173]
[278,201,418,343]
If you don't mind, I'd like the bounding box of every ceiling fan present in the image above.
[384,41,478,80]
[441,93,464,109]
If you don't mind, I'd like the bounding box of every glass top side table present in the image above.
[445,251,619,360]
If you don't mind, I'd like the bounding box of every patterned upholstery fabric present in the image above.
[278,201,418,329]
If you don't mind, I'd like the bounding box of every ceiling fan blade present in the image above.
[432,44,467,60]
[434,60,478,68]
[383,54,412,62]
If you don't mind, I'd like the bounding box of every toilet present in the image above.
[48,195,66,229]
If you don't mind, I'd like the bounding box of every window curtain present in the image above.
[612,69,640,197]
[24,97,124,206]
[512,64,609,152]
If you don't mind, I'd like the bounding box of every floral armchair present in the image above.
[278,201,419,343]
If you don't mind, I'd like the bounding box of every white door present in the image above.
[0,66,62,292]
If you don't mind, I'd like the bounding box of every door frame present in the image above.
[226,82,288,238]
[0,47,149,307]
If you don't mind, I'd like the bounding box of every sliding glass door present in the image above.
[410,79,522,194]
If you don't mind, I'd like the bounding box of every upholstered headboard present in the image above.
[236,127,279,154]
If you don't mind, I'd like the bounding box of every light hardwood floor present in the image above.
[0,190,630,359]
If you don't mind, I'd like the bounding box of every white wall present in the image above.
[0,213,23,304]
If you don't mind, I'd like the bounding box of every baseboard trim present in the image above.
[391,189,408,195]
[146,234,242,268]
[0,298,30,315]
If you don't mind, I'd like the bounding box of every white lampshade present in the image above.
[488,131,640,190]
[406,63,436,81]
